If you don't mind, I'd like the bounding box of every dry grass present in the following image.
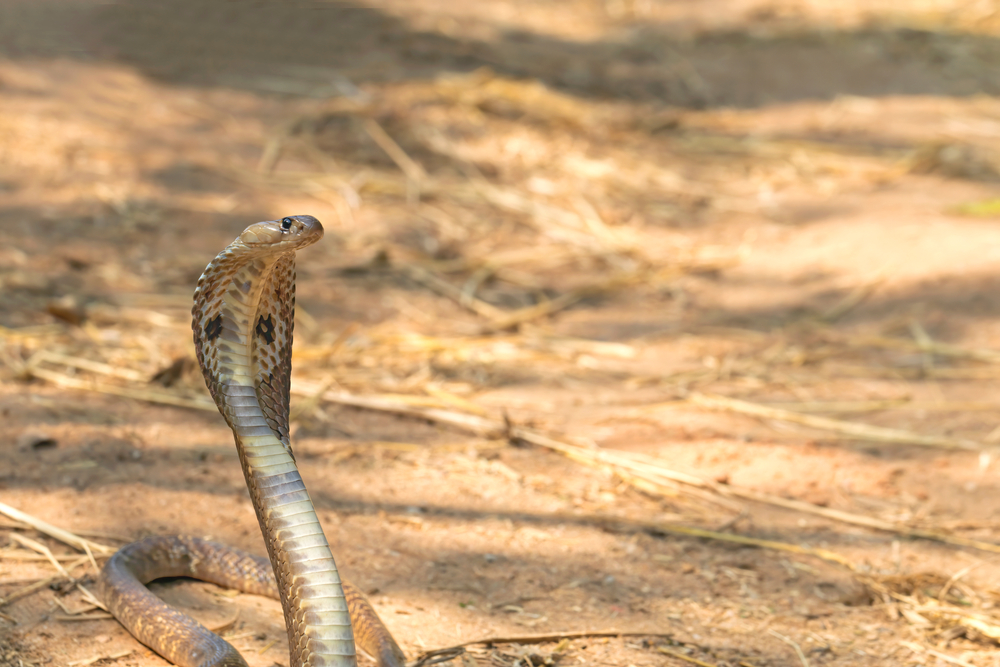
[6,3,1000,664]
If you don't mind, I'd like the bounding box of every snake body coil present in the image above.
[99,216,405,667]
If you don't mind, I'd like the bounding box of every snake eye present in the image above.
[280,217,293,230]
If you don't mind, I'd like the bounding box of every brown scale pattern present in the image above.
[99,536,402,667]
[252,255,294,451]
[100,216,406,667]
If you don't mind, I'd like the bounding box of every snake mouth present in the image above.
[239,214,324,247]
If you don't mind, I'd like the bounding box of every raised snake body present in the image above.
[99,216,405,667]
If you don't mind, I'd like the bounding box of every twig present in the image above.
[720,486,1000,555]
[288,378,339,423]
[256,116,307,174]
[406,265,661,332]
[529,426,1000,554]
[0,518,31,531]
[298,388,1000,555]
[820,275,884,322]
[0,502,113,554]
[0,549,86,562]
[899,641,975,667]
[34,363,1000,561]
[481,266,695,332]
[688,392,982,451]
[655,646,719,667]
[76,583,108,612]
[865,575,1000,642]
[403,266,506,319]
[299,397,860,567]
[635,522,853,569]
[483,290,587,332]
[68,528,133,543]
[937,563,981,603]
[9,533,68,577]
[82,540,99,573]
[538,435,909,539]
[296,385,501,438]
[0,323,64,339]
[28,350,146,382]
[613,466,745,514]
[470,180,638,255]
[257,132,286,174]
[768,631,809,667]
[52,596,98,616]
[752,400,1000,413]
[572,196,640,254]
[1,577,59,607]
[828,331,1000,364]
[423,629,670,650]
[417,631,728,667]
[363,118,426,182]
[423,385,491,417]
[28,366,215,412]
[907,320,935,373]
[426,244,580,275]
[460,266,495,310]
[54,612,114,622]
[66,649,130,666]
[206,609,241,634]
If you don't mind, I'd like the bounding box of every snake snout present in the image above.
[282,214,323,235]
[239,215,324,246]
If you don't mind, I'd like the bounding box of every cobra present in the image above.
[99,215,405,667]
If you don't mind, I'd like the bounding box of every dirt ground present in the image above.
[8,1,1000,666]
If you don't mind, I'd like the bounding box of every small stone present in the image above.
[17,432,57,451]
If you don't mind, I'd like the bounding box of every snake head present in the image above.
[239,215,324,249]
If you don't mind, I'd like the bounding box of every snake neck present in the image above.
[194,252,358,667]
[234,423,357,667]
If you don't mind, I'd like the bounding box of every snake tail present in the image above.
[99,536,405,667]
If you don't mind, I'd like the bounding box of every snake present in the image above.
[98,215,406,667]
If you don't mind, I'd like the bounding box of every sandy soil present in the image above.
[5,1,1000,666]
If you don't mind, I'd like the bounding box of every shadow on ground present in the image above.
[2,0,999,107]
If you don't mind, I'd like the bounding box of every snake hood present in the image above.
[192,215,323,450]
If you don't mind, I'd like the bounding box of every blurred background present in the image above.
[5,1,1000,665]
